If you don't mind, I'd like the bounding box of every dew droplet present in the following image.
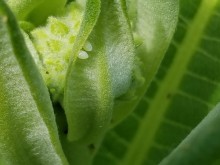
[83,41,93,51]
[78,50,89,59]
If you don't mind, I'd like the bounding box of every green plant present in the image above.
[1,0,220,165]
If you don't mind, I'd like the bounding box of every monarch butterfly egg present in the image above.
[78,50,89,59]
[83,41,93,51]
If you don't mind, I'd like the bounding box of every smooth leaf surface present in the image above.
[160,103,220,165]
[94,0,220,165]
[0,1,68,164]
[7,0,67,25]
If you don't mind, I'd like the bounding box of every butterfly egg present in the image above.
[83,41,92,51]
[78,50,89,59]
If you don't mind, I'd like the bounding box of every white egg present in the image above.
[78,50,89,59]
[83,41,93,51]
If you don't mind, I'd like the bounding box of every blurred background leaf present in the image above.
[160,102,220,165]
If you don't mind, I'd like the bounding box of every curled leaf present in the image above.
[0,1,68,164]
[64,0,136,144]
[111,0,179,126]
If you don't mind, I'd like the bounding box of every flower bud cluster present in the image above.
[30,3,86,102]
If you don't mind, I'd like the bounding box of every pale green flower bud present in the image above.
[29,3,85,102]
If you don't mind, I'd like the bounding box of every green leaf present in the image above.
[61,0,136,164]
[67,0,101,64]
[94,0,220,165]
[0,1,68,164]
[7,0,67,25]
[64,0,136,141]
[98,0,135,98]
[64,23,113,143]
[64,0,102,143]
[111,0,179,126]
[7,0,43,20]
[160,102,220,165]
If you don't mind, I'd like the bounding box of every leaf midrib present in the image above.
[120,0,218,165]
